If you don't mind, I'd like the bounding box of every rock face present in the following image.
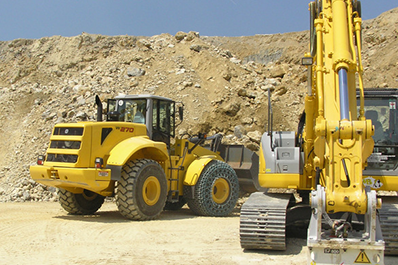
[0,8,397,202]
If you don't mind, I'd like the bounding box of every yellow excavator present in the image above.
[240,1,398,264]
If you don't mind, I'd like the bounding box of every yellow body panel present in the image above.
[29,121,166,195]
[107,136,169,166]
[30,165,113,196]
[258,173,300,189]
[183,156,218,186]
[363,175,398,192]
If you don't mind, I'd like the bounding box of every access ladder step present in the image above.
[168,190,179,203]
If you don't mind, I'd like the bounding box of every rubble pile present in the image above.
[0,8,397,202]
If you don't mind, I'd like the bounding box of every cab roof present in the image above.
[114,94,174,102]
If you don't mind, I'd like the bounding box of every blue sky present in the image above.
[0,0,396,41]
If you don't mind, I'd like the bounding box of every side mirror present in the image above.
[107,111,120,121]
[179,106,184,122]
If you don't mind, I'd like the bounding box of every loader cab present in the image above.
[107,94,180,147]
[357,89,398,171]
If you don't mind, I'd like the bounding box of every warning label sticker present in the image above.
[355,251,371,263]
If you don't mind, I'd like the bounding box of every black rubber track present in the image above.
[240,192,291,250]
[378,196,398,255]
[185,160,239,217]
[116,159,167,220]
[58,188,105,215]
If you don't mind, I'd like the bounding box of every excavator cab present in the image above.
[356,89,398,256]
[358,89,398,172]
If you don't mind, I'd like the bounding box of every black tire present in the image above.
[164,197,186,211]
[116,159,167,220]
[58,188,105,215]
[185,160,239,217]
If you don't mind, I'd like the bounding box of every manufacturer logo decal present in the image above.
[120,127,134,133]
[363,176,383,189]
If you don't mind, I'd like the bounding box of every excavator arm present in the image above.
[307,1,385,263]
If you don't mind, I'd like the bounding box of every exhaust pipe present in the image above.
[95,95,103,122]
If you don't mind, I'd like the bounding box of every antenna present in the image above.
[267,87,274,151]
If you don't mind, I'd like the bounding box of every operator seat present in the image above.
[365,110,384,142]
[132,112,145,124]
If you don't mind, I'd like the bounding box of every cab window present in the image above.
[107,99,147,123]
[152,99,175,144]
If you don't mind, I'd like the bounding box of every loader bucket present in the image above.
[218,144,260,193]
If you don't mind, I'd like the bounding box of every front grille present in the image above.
[53,127,84,136]
[46,154,78,163]
[50,140,81,149]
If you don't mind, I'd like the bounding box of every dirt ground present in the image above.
[0,202,397,265]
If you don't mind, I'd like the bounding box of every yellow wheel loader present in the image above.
[239,1,398,264]
[30,94,241,220]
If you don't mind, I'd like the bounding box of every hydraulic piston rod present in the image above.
[339,68,350,121]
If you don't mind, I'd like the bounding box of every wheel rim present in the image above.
[212,178,230,204]
[82,189,97,201]
[142,176,161,206]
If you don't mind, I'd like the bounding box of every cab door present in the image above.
[151,99,175,147]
